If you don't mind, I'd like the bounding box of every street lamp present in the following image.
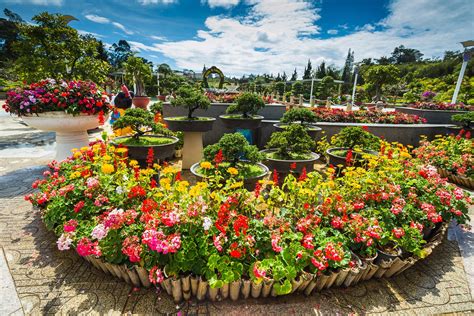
[451,40,474,104]
[349,65,359,111]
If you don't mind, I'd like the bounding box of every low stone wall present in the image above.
[395,107,468,124]
[162,103,286,146]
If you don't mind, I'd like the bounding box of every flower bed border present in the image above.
[82,223,447,303]
[395,107,468,124]
[437,169,474,190]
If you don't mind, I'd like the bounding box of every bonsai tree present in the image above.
[452,111,474,129]
[226,92,265,118]
[124,55,152,97]
[362,65,400,102]
[280,107,317,127]
[330,126,381,151]
[266,124,315,160]
[112,108,173,143]
[171,86,211,119]
[149,102,163,116]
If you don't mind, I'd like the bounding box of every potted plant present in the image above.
[124,55,152,109]
[449,111,474,134]
[3,79,110,161]
[219,92,265,129]
[275,107,322,138]
[111,108,178,166]
[164,86,215,132]
[191,133,268,190]
[261,124,319,181]
[325,127,380,168]
[149,101,163,123]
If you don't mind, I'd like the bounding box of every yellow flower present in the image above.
[200,161,212,169]
[69,171,81,179]
[73,151,82,158]
[129,160,139,167]
[101,163,115,174]
[103,155,112,161]
[400,151,411,159]
[153,163,161,170]
[160,178,171,190]
[162,166,178,174]
[81,146,89,152]
[116,147,128,154]
[227,167,239,175]
[229,181,243,189]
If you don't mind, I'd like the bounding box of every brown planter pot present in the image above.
[132,96,150,109]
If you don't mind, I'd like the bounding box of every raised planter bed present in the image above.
[395,107,468,124]
[437,168,474,190]
[81,223,447,303]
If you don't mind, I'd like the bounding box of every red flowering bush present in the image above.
[26,139,471,296]
[407,102,472,111]
[311,108,426,124]
[3,79,110,116]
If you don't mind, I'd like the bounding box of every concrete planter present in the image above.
[164,117,215,132]
[219,114,264,129]
[395,107,468,124]
[261,149,319,183]
[21,111,99,161]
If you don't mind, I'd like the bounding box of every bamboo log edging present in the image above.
[437,168,474,190]
[80,224,447,302]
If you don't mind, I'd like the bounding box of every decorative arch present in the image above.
[202,66,225,89]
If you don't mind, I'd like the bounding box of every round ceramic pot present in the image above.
[374,245,402,264]
[190,162,269,191]
[261,149,319,184]
[326,147,378,168]
[273,123,322,139]
[21,111,99,161]
[132,96,151,109]
[164,117,216,132]
[219,115,264,129]
[110,135,178,167]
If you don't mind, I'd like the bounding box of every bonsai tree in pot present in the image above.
[165,86,215,132]
[111,108,178,166]
[324,127,380,168]
[220,92,265,129]
[275,107,322,138]
[124,55,153,109]
[191,133,268,190]
[262,124,319,182]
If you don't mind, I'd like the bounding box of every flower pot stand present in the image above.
[182,132,205,169]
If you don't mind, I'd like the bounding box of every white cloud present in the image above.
[4,0,63,5]
[84,14,110,24]
[151,0,473,77]
[112,22,134,35]
[150,35,168,41]
[77,29,104,38]
[202,0,239,9]
[128,41,161,53]
[137,0,177,4]
[327,29,338,35]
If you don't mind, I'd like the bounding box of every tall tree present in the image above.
[303,59,312,79]
[109,40,133,68]
[282,71,287,82]
[362,64,400,101]
[390,45,423,64]
[341,48,354,93]
[290,68,297,81]
[315,61,326,78]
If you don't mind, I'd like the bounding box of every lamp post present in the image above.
[309,78,315,106]
[349,65,359,111]
[451,40,474,104]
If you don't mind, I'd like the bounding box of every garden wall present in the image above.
[395,107,468,124]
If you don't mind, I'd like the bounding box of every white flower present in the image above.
[115,186,124,194]
[91,224,108,240]
[57,233,73,251]
[123,174,129,181]
[203,217,212,231]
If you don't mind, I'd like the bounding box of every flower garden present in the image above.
[5,79,470,303]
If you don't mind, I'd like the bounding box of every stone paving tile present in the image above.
[0,159,473,315]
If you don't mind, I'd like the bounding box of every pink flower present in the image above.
[271,234,283,252]
[253,263,266,279]
[63,219,78,232]
[86,177,99,188]
[57,233,73,251]
[76,237,101,257]
[392,227,405,238]
[453,187,464,200]
[91,224,108,240]
[301,234,314,249]
[122,236,142,263]
[149,266,164,284]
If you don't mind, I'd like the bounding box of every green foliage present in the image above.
[362,65,400,101]
[280,107,317,125]
[112,108,172,140]
[452,111,474,128]
[318,76,335,99]
[226,92,265,118]
[291,81,303,96]
[330,127,381,151]
[149,102,163,115]
[266,124,315,160]
[274,82,285,95]
[11,12,111,83]
[171,86,211,118]
[123,55,152,96]
[203,133,263,165]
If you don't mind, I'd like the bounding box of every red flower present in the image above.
[128,185,146,199]
[345,149,353,165]
[74,200,85,213]
[230,249,242,258]
[233,215,249,237]
[214,149,224,166]
[298,167,307,181]
[392,227,405,238]
[254,181,261,198]
[146,147,154,167]
[272,169,279,184]
[98,111,105,125]
[175,172,181,181]
[290,162,296,170]
[141,199,158,213]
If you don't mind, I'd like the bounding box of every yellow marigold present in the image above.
[101,163,115,174]
[103,155,112,161]
[153,163,161,170]
[129,160,139,167]
[229,181,243,189]
[116,147,128,154]
[162,166,178,174]
[400,151,411,159]
[177,181,190,193]
[200,161,212,169]
[73,151,82,158]
[81,146,89,152]
[160,178,171,190]
[227,167,239,175]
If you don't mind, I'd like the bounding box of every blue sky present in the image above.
[1,0,473,77]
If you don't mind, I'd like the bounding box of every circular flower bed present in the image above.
[26,140,471,302]
[310,108,426,124]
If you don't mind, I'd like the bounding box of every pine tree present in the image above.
[202,64,207,74]
[290,68,297,81]
[282,71,287,82]
[341,49,354,93]
[303,59,312,79]
[316,61,326,78]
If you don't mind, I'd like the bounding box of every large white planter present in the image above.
[21,112,99,161]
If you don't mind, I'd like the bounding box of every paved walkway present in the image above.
[0,108,473,315]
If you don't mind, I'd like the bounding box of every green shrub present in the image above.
[113,108,172,140]
[266,124,315,160]
[203,133,263,166]
[330,127,381,151]
[452,112,474,128]
[171,86,211,119]
[281,107,317,126]
[226,92,265,118]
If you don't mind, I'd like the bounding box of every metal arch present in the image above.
[202,66,225,89]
